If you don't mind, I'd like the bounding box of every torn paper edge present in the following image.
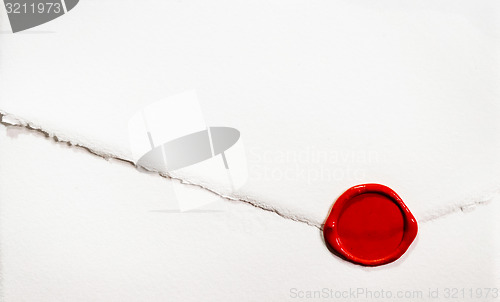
[0,109,322,229]
[417,185,500,223]
[1,108,499,230]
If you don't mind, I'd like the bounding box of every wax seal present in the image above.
[323,184,418,266]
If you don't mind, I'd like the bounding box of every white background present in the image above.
[1,0,499,301]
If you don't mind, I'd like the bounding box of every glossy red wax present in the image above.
[323,184,418,266]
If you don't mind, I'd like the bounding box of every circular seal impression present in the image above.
[323,184,418,266]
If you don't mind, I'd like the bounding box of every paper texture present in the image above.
[1,0,499,300]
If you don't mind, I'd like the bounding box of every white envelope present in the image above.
[1,0,499,301]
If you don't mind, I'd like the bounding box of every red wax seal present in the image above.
[323,184,418,266]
